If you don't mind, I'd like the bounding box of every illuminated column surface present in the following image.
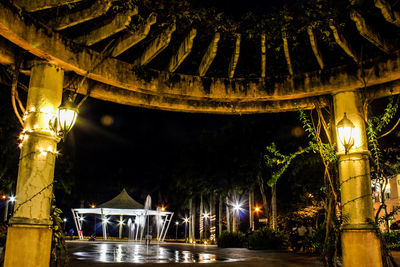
[4,62,63,267]
[333,91,383,267]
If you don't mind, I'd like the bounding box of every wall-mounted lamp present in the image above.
[49,97,78,140]
[337,112,355,154]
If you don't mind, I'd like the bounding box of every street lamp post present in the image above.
[184,218,189,243]
[203,212,209,240]
[3,195,8,222]
[5,196,16,221]
[333,91,383,267]
[175,221,179,240]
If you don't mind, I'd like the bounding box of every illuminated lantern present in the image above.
[337,112,355,154]
[50,97,78,139]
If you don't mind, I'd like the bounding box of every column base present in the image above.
[342,229,383,267]
[4,225,52,267]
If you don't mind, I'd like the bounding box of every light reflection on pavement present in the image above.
[72,242,238,264]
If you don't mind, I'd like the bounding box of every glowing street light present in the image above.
[9,196,16,202]
[79,216,84,222]
[183,217,189,243]
[254,206,260,213]
[102,217,109,224]
[161,206,166,212]
[175,221,179,240]
[203,212,209,219]
[118,220,124,225]
[1,195,6,200]
[49,99,78,140]
[63,218,67,230]
[90,204,96,209]
[337,112,355,154]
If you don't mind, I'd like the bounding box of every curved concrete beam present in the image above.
[0,2,399,114]
[71,77,329,114]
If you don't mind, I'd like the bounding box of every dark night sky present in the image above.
[59,96,305,210]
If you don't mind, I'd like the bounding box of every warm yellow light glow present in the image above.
[90,204,96,208]
[337,112,355,154]
[57,108,78,133]
[40,107,54,114]
[39,147,47,156]
[255,207,260,212]
[161,206,166,212]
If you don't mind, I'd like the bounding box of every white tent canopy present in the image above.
[71,189,173,241]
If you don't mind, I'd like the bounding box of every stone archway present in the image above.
[0,0,400,266]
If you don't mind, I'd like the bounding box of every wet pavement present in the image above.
[67,240,323,266]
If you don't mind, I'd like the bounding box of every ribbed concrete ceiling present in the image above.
[0,0,399,113]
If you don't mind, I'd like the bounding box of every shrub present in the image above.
[247,227,287,250]
[217,231,246,248]
[383,231,400,245]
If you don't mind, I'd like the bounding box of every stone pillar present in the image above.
[119,215,123,239]
[4,62,63,267]
[333,91,383,267]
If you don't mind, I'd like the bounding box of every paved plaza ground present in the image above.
[67,240,400,266]
[67,240,324,266]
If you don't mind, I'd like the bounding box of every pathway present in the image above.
[67,240,323,266]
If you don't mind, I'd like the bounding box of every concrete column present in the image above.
[333,91,383,267]
[119,215,123,239]
[4,62,63,267]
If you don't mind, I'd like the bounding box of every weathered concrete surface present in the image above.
[71,78,330,114]
[341,230,382,267]
[308,27,324,70]
[199,32,220,77]
[0,2,400,114]
[330,20,360,63]
[48,0,113,31]
[4,62,63,267]
[350,9,393,53]
[13,0,83,12]
[375,0,400,27]
[228,34,241,78]
[334,91,383,267]
[4,226,52,267]
[111,13,157,57]
[134,23,176,66]
[12,63,62,222]
[168,28,197,73]
[74,9,137,46]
